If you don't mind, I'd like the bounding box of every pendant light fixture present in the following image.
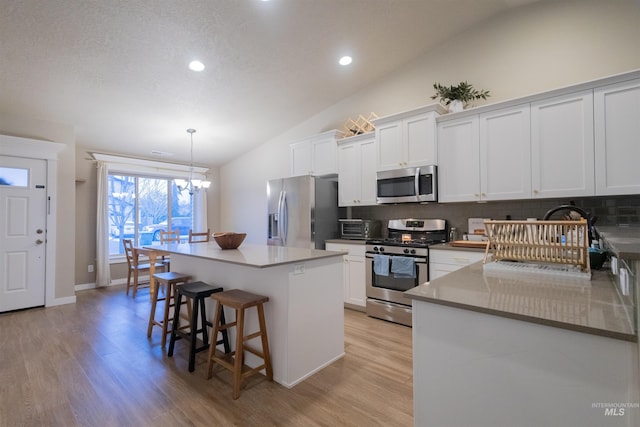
[175,128,211,196]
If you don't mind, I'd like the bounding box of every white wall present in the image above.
[219,0,640,243]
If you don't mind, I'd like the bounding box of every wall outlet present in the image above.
[88,264,94,273]
[293,264,305,275]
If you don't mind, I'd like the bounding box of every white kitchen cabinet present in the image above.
[531,90,595,198]
[429,248,485,281]
[594,78,640,196]
[290,130,344,177]
[337,133,377,206]
[479,104,531,201]
[373,104,446,171]
[325,242,366,310]
[440,98,594,203]
[439,104,530,203]
[437,115,480,202]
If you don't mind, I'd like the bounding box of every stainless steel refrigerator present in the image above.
[267,175,341,249]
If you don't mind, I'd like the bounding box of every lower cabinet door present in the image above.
[326,242,366,309]
[345,255,366,307]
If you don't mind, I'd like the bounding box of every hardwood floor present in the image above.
[0,286,413,426]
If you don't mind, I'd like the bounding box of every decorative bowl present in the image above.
[213,232,246,249]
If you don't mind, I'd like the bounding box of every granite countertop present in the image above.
[429,242,487,252]
[406,226,640,340]
[597,226,640,260]
[325,239,366,245]
[405,261,636,341]
[151,242,344,268]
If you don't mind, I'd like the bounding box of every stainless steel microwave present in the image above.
[376,165,437,204]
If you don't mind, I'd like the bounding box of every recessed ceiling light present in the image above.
[339,56,352,66]
[189,60,205,72]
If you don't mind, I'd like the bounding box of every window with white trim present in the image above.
[108,173,193,256]
[93,153,209,261]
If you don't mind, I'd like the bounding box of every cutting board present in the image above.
[449,240,489,249]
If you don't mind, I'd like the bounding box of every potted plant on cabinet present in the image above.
[431,81,490,112]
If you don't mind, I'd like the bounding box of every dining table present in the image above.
[133,245,171,298]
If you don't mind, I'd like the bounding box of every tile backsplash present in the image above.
[352,195,640,238]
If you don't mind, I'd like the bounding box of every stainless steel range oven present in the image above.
[366,218,448,327]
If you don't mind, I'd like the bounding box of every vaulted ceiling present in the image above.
[0,0,539,166]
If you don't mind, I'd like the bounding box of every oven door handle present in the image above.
[366,254,428,263]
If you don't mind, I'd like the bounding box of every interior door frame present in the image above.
[1,134,65,308]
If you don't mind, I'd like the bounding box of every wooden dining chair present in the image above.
[158,229,180,270]
[122,239,166,298]
[159,229,181,244]
[188,229,210,243]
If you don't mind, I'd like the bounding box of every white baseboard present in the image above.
[75,282,97,291]
[74,276,150,292]
[46,295,77,307]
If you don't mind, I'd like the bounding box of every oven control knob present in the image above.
[379,247,384,252]
[403,248,409,254]
[373,246,379,252]
[411,249,416,254]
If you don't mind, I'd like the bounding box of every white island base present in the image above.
[412,301,639,427]
[167,244,345,388]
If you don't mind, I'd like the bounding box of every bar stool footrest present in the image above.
[244,347,266,359]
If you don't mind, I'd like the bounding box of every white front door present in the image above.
[0,155,47,312]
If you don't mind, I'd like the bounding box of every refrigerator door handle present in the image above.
[276,190,284,245]
[281,191,288,244]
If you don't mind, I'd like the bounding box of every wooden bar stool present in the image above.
[147,271,192,347]
[168,281,231,372]
[206,289,273,399]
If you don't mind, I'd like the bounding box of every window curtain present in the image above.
[193,188,208,234]
[95,161,111,287]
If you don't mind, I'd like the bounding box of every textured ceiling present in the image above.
[0,0,538,166]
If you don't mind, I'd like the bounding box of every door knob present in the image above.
[36,239,44,245]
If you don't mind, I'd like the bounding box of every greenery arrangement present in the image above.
[430,81,490,106]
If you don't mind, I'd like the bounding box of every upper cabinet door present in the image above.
[376,121,404,171]
[312,135,338,176]
[358,137,378,205]
[437,116,480,202]
[374,106,444,171]
[290,140,313,176]
[595,79,640,196]
[289,130,343,177]
[405,112,438,168]
[337,133,377,207]
[531,90,594,199]
[338,142,359,206]
[480,104,531,201]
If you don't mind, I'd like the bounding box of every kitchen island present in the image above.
[406,258,639,427]
[158,242,345,388]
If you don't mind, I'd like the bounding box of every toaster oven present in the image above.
[339,219,381,240]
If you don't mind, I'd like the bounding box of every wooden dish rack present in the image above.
[483,219,590,273]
